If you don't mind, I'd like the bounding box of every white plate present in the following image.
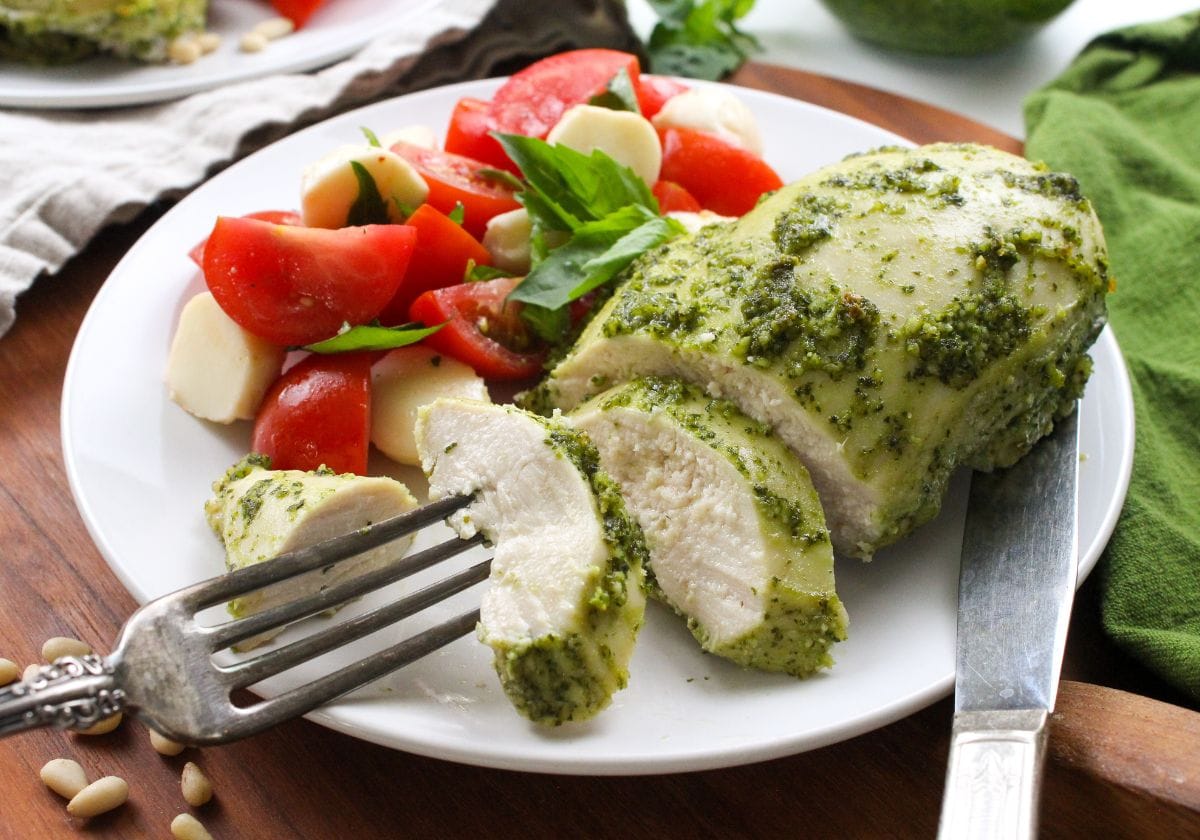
[0,0,442,109]
[62,79,1135,775]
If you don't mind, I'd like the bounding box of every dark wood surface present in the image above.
[1,62,1197,839]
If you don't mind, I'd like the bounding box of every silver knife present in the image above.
[937,406,1080,840]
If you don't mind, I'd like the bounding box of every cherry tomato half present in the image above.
[444,97,517,174]
[390,142,521,240]
[202,217,416,346]
[408,275,545,380]
[252,352,372,475]
[635,74,689,118]
[490,49,641,140]
[652,180,703,213]
[269,0,326,27]
[376,203,493,326]
[658,127,784,217]
[188,209,303,268]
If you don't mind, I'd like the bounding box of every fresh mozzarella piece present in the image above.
[371,346,489,466]
[482,207,532,274]
[546,104,662,186]
[570,377,847,676]
[665,209,736,235]
[300,144,428,229]
[530,143,1109,558]
[651,87,764,155]
[415,399,647,724]
[165,291,286,424]
[205,456,418,647]
[377,125,437,150]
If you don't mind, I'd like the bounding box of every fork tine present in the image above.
[204,532,485,651]
[219,607,482,743]
[183,494,472,610]
[221,558,491,690]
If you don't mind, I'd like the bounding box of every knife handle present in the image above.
[937,709,1048,840]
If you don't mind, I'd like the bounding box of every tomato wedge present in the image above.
[408,275,545,380]
[188,209,302,268]
[652,180,703,213]
[658,127,784,217]
[376,204,493,325]
[202,217,416,346]
[444,97,517,174]
[389,142,521,240]
[490,49,641,140]
[252,352,372,475]
[635,75,689,118]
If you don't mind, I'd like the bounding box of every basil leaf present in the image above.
[303,322,443,354]
[361,126,382,147]
[346,161,390,226]
[448,202,466,224]
[519,302,571,344]
[477,167,524,191]
[464,260,515,283]
[646,0,760,80]
[588,67,641,114]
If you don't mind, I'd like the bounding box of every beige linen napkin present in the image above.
[0,0,641,338]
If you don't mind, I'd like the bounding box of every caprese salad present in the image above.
[165,48,782,476]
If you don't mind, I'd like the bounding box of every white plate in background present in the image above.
[0,0,442,109]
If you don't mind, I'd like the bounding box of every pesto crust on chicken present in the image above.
[570,377,847,676]
[415,399,648,725]
[0,0,206,63]
[528,143,1109,558]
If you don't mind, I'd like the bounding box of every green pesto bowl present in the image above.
[817,0,1077,56]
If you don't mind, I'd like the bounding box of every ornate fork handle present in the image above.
[0,655,124,737]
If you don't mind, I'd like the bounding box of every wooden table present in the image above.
[2,63,1198,839]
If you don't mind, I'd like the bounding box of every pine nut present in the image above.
[253,16,295,40]
[66,776,128,819]
[23,663,41,683]
[75,712,123,736]
[0,658,18,686]
[40,758,89,799]
[180,761,213,807]
[197,32,221,54]
[239,31,268,53]
[167,35,202,65]
[41,636,91,662]
[171,813,214,840]
[149,728,186,756]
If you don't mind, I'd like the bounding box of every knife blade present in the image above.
[937,406,1080,840]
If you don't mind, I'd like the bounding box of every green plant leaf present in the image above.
[303,322,443,353]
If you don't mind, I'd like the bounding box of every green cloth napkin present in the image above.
[1025,11,1200,701]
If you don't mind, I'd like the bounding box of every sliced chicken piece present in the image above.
[415,399,647,725]
[529,143,1109,558]
[570,376,847,676]
[204,455,418,647]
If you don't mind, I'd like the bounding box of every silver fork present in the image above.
[0,494,486,744]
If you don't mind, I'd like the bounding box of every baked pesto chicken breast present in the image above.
[528,143,1109,559]
[415,398,649,725]
[570,376,848,677]
[0,0,206,63]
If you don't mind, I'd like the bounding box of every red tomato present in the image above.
[658,127,784,217]
[269,0,326,27]
[408,275,545,380]
[188,210,302,268]
[635,75,689,118]
[652,180,702,213]
[202,217,416,346]
[444,97,517,174]
[389,142,521,240]
[490,49,641,140]
[376,204,493,325]
[252,353,372,475]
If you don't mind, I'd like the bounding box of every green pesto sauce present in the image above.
[898,227,1036,388]
[772,194,843,256]
[822,158,965,207]
[543,422,649,610]
[735,264,881,380]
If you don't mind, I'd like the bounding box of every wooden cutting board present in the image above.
[0,61,1196,838]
